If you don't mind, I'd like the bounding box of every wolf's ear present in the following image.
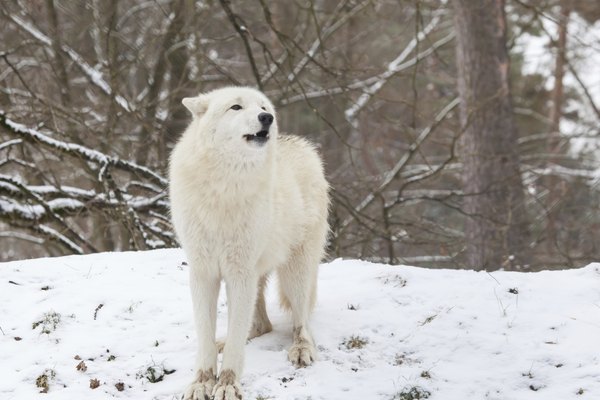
[182,95,208,117]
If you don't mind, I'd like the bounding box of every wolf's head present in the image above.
[182,87,278,159]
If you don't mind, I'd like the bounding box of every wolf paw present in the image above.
[213,369,242,400]
[183,369,216,400]
[288,342,316,368]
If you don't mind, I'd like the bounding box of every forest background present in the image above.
[1,0,599,271]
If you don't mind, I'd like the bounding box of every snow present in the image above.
[0,249,599,399]
[0,139,22,152]
[0,197,40,220]
[4,118,109,165]
[63,48,132,112]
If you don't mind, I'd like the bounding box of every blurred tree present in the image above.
[545,0,571,252]
[451,0,530,269]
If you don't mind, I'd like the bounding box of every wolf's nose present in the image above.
[258,112,274,126]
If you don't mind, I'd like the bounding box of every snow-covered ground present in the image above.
[0,249,599,399]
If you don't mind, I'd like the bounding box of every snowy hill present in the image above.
[0,249,599,400]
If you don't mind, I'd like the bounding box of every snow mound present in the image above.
[0,249,599,399]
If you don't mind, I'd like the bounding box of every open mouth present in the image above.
[243,130,270,144]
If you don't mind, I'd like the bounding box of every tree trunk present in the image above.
[451,0,530,270]
[136,0,185,166]
[45,0,72,108]
[546,1,571,253]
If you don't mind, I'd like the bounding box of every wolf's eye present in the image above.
[261,106,267,111]
[230,104,242,110]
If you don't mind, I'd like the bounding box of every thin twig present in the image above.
[339,97,459,233]
[218,0,263,90]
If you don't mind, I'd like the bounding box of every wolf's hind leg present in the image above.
[216,274,272,353]
[248,274,272,339]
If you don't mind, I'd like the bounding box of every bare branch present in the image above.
[345,13,446,124]
[338,97,459,233]
[4,12,133,113]
[218,0,263,90]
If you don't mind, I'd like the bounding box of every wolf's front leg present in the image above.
[184,267,220,400]
[213,275,258,400]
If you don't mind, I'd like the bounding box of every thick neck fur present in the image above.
[197,148,276,201]
[173,120,277,205]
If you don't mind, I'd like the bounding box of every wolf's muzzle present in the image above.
[243,129,270,144]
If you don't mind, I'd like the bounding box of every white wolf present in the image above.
[169,87,329,400]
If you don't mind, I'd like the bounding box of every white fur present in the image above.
[169,87,329,400]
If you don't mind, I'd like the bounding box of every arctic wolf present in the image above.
[169,87,329,400]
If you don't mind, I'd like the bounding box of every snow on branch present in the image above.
[6,14,132,113]
[527,164,600,181]
[0,111,167,187]
[279,30,455,106]
[0,112,174,254]
[0,139,22,152]
[36,224,84,254]
[283,0,372,84]
[0,174,97,252]
[0,174,168,220]
[0,230,44,245]
[345,14,446,124]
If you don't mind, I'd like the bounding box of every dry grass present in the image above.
[342,335,368,350]
[32,311,61,334]
[392,386,431,400]
[35,369,56,393]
